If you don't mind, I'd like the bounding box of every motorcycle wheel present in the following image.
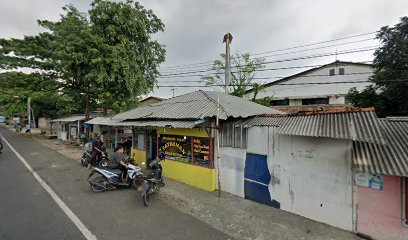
[159,177,165,188]
[132,178,140,189]
[89,175,106,193]
[80,157,87,167]
[143,194,150,207]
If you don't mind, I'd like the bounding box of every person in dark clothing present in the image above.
[111,145,130,181]
[89,135,104,169]
[123,137,132,155]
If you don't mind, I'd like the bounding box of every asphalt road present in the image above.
[0,126,232,240]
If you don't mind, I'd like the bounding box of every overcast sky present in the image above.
[1,0,408,98]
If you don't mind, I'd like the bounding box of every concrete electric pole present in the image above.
[223,33,233,94]
[27,97,31,128]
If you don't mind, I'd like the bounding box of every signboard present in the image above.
[355,171,383,190]
[158,134,191,162]
[193,137,211,166]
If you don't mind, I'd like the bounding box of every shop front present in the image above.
[131,126,216,191]
[131,128,157,165]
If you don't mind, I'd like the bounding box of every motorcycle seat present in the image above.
[107,169,123,175]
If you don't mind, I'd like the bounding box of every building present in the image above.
[219,109,382,231]
[84,117,131,149]
[138,96,165,107]
[353,117,408,240]
[111,90,285,191]
[245,61,373,109]
[218,109,408,239]
[50,115,88,141]
[38,117,51,130]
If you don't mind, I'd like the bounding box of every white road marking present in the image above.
[3,137,97,240]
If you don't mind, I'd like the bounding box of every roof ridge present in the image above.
[201,91,230,118]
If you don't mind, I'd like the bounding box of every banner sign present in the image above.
[158,134,191,161]
[355,171,383,190]
[193,137,210,162]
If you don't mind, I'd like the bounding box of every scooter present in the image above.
[81,147,109,168]
[88,158,142,192]
[135,152,165,206]
[80,149,92,166]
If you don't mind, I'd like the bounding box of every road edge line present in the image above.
[3,137,97,240]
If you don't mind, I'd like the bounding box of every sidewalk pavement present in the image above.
[26,129,360,240]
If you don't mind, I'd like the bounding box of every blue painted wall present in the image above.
[244,153,280,208]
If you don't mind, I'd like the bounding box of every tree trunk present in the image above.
[85,92,91,140]
[85,93,90,121]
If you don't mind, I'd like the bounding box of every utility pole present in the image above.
[27,97,31,128]
[216,95,221,197]
[223,33,233,95]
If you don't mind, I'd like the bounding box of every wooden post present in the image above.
[216,95,221,197]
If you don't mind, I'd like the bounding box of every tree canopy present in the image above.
[201,52,265,98]
[346,16,408,116]
[0,0,165,119]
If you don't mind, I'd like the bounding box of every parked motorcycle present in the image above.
[81,147,109,168]
[88,158,142,192]
[135,152,165,206]
[0,134,3,154]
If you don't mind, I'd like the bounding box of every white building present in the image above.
[218,110,384,231]
[245,61,373,107]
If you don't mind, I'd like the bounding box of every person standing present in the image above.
[88,135,104,169]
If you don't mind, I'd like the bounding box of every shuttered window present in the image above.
[220,122,247,149]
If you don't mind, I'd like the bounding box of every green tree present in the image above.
[0,72,71,118]
[346,16,408,116]
[201,52,265,97]
[0,0,165,119]
[252,96,274,107]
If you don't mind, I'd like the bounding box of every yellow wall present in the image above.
[162,160,216,191]
[140,127,214,191]
[157,127,209,138]
[131,148,146,165]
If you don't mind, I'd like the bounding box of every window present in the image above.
[158,134,213,168]
[220,122,247,149]
[339,68,345,75]
[329,69,335,76]
[270,99,289,106]
[133,129,145,150]
[302,97,329,105]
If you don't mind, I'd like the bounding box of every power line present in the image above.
[158,31,377,71]
[157,64,326,79]
[236,38,376,63]
[157,71,374,83]
[154,79,408,88]
[158,46,377,78]
[157,61,373,80]
[249,32,377,57]
[158,37,376,75]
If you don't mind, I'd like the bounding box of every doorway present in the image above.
[146,129,157,163]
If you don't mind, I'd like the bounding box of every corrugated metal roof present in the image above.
[113,90,285,121]
[50,115,86,123]
[243,111,384,143]
[85,117,119,125]
[354,118,408,176]
[114,120,198,129]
